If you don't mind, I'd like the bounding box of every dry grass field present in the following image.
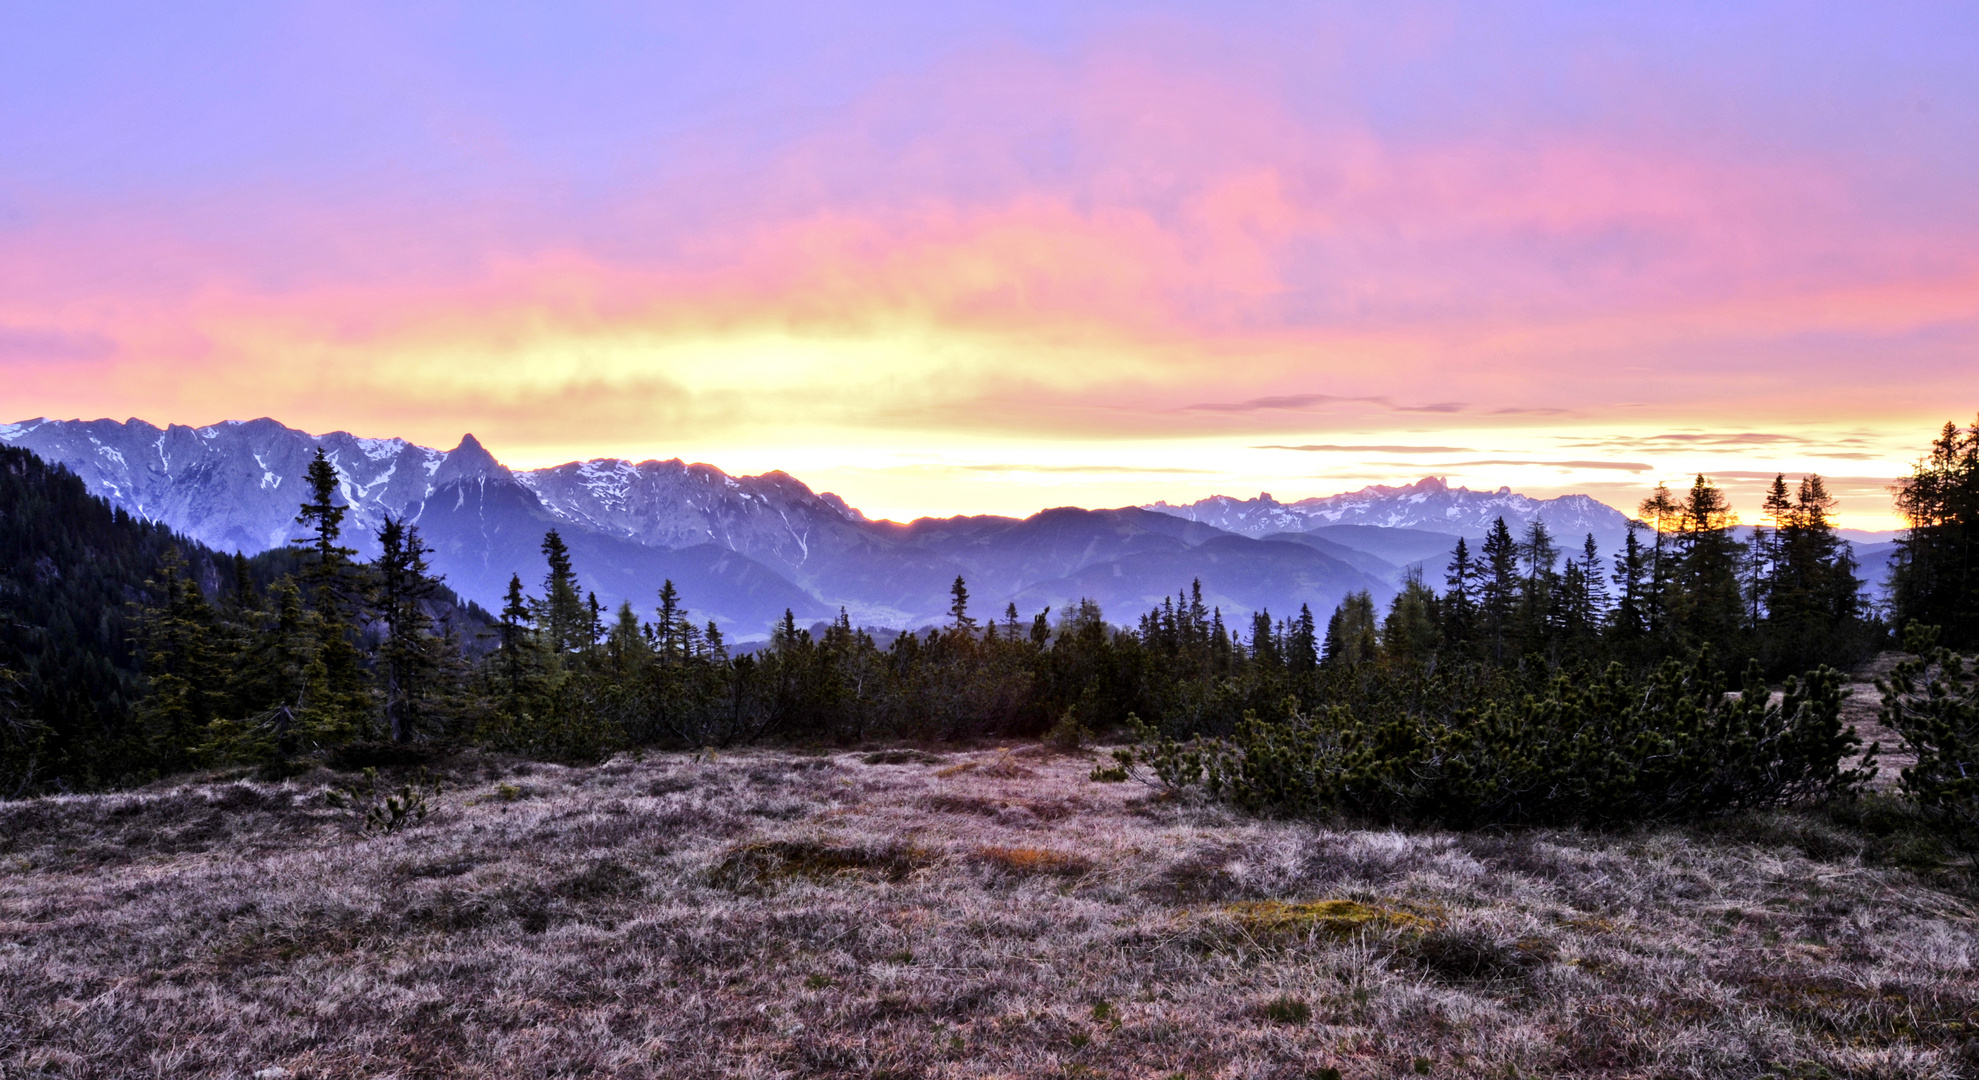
[1,741,1975,1079]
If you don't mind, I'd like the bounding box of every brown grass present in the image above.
[0,746,1974,1078]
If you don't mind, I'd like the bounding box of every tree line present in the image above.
[3,418,1977,830]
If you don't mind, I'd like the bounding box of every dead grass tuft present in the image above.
[972,845,1094,877]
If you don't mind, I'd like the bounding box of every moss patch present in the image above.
[1223,899,1433,937]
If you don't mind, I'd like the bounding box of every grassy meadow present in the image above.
[2,722,1975,1079]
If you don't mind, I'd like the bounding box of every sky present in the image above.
[2,2,1975,529]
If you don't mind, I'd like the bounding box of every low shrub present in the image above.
[1123,650,1871,827]
[325,767,439,834]
[1878,624,1979,854]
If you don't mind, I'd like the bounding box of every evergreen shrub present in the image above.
[1124,650,1871,827]
[1878,623,1979,853]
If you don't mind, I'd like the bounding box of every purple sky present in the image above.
[3,2,1975,524]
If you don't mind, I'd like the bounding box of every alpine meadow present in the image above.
[4,4,1979,1078]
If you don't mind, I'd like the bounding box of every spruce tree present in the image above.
[1891,416,1979,646]
[949,575,975,630]
[372,517,441,743]
[1518,520,1561,651]
[135,550,222,768]
[1382,571,1442,664]
[292,448,366,743]
[1611,523,1650,641]
[1667,474,1747,651]
[1479,518,1520,660]
[498,574,532,714]
[1442,537,1478,650]
[536,530,584,657]
[1637,484,1681,636]
[1290,603,1319,672]
[1321,592,1378,666]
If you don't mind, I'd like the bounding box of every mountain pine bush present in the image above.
[1878,624,1979,852]
[1125,650,1871,827]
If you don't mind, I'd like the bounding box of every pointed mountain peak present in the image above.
[431,433,512,487]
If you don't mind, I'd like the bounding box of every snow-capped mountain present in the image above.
[0,417,828,631]
[1146,477,1634,551]
[0,417,456,556]
[6,417,1670,633]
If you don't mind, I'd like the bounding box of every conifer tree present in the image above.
[1518,520,1561,650]
[949,575,975,630]
[1667,474,1747,650]
[296,448,357,607]
[1768,475,1860,629]
[1442,537,1478,649]
[291,448,367,742]
[1290,603,1319,672]
[1382,571,1442,664]
[1322,592,1379,666]
[135,550,222,767]
[1637,483,1681,635]
[1249,609,1280,668]
[1891,416,1979,646]
[1479,518,1520,660]
[1611,523,1650,640]
[498,574,532,712]
[372,517,440,743]
[536,530,584,657]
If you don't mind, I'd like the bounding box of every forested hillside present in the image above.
[0,445,236,791]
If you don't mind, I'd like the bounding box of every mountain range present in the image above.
[0,417,1891,637]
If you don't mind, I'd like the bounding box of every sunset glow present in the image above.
[4,4,1975,527]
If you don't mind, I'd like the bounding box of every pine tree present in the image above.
[536,531,584,657]
[1518,520,1561,651]
[1479,518,1520,660]
[135,550,222,767]
[1667,474,1747,650]
[498,574,533,714]
[1249,610,1280,668]
[292,448,367,742]
[295,448,357,609]
[1442,537,1478,649]
[950,575,976,631]
[1769,475,1860,628]
[1891,416,1979,646]
[1637,483,1681,636]
[1382,571,1442,665]
[1290,603,1319,672]
[372,517,441,743]
[1611,523,1650,640]
[1322,592,1379,666]
[1758,473,1794,619]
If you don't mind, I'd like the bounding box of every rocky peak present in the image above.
[430,434,511,488]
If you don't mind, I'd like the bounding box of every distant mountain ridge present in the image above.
[1146,477,1635,551]
[5,417,1901,634]
[0,417,1401,633]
